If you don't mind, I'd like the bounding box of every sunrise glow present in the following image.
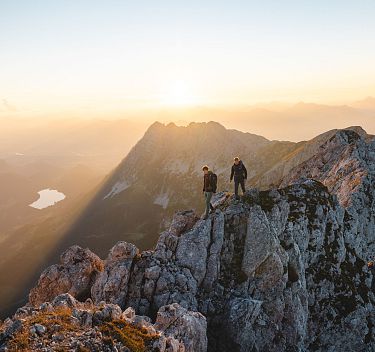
[1,1,375,117]
[159,81,199,107]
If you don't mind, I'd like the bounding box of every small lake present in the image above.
[29,189,66,209]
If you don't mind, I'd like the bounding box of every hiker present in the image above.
[230,157,247,199]
[202,165,217,220]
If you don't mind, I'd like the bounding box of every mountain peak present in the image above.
[349,96,375,111]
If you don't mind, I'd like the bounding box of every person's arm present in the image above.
[243,163,247,179]
[230,165,234,181]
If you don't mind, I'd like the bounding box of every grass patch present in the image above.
[7,306,77,351]
[100,319,159,352]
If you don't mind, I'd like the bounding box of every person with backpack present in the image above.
[230,157,247,199]
[202,165,217,220]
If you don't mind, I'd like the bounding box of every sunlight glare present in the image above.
[160,80,198,106]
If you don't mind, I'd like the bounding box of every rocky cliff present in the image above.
[1,127,375,351]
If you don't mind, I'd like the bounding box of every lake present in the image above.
[29,188,66,209]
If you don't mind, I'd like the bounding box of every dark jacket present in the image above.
[230,160,247,181]
[203,171,214,192]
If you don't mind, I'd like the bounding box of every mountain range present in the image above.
[0,121,374,351]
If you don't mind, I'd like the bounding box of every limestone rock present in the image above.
[91,241,138,307]
[155,303,207,352]
[29,245,103,306]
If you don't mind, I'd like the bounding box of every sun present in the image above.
[160,80,198,107]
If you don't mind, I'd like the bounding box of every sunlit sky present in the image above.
[1,0,375,116]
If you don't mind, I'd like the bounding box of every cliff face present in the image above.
[1,127,375,351]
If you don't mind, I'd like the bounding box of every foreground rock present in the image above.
[29,246,104,307]
[0,293,206,352]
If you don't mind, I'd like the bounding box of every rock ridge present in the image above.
[13,176,375,351]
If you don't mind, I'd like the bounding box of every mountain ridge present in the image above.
[1,122,374,351]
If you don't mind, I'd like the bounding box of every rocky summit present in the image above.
[1,126,375,351]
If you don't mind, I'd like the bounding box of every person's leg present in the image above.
[206,192,213,215]
[204,192,209,217]
[204,192,211,218]
[240,179,246,194]
[234,179,239,199]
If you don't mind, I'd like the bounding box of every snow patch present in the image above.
[154,193,170,209]
[103,180,130,199]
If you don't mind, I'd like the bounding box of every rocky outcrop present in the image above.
[154,303,207,352]
[29,245,104,307]
[1,293,205,352]
[91,241,138,307]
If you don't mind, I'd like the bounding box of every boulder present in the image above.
[29,246,103,306]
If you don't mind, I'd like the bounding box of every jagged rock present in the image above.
[201,211,225,291]
[241,205,279,277]
[91,241,138,307]
[52,293,79,308]
[29,245,103,306]
[93,303,122,323]
[121,307,135,321]
[155,303,207,352]
[168,210,200,237]
[175,219,211,285]
[223,298,262,351]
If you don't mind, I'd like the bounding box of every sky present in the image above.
[1,0,375,116]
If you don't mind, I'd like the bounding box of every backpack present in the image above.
[210,172,218,193]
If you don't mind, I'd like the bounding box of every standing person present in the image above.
[202,165,217,220]
[230,157,247,199]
